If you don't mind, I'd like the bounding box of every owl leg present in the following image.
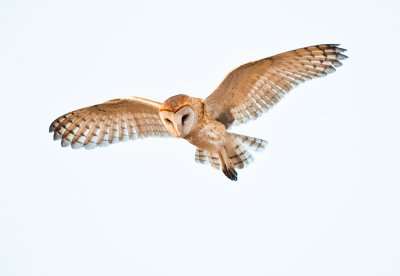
[218,147,238,181]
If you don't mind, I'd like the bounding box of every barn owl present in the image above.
[49,44,347,181]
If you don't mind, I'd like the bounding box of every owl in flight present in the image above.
[50,44,347,181]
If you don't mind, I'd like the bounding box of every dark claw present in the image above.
[223,168,238,181]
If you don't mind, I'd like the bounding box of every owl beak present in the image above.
[175,125,183,137]
[172,120,183,137]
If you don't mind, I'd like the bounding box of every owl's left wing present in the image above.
[49,96,171,149]
[203,44,347,128]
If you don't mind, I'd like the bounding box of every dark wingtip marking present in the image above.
[49,122,56,132]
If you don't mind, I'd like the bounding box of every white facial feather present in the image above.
[159,106,195,137]
[159,111,179,136]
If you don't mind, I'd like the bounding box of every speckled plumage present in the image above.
[49,44,347,180]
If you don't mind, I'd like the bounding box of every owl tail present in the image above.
[194,134,267,181]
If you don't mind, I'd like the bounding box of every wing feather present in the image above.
[204,44,347,127]
[49,96,171,149]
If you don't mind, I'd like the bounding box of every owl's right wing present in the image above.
[49,96,172,149]
[203,44,347,128]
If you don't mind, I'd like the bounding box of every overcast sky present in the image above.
[1,0,399,275]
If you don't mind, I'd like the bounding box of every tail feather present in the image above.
[225,143,253,169]
[207,151,221,170]
[194,148,207,164]
[194,133,267,181]
[195,148,221,169]
[232,133,268,152]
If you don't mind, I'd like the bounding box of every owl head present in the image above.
[159,94,200,137]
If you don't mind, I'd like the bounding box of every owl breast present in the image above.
[185,115,227,152]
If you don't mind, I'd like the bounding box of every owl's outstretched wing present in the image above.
[49,96,171,149]
[204,44,347,128]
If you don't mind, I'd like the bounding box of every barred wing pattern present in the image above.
[204,44,347,127]
[49,97,171,149]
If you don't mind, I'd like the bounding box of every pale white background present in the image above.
[0,0,399,275]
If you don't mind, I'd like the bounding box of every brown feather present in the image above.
[49,97,172,149]
[204,44,347,127]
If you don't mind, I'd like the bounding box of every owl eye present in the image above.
[181,114,189,125]
[164,118,173,125]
